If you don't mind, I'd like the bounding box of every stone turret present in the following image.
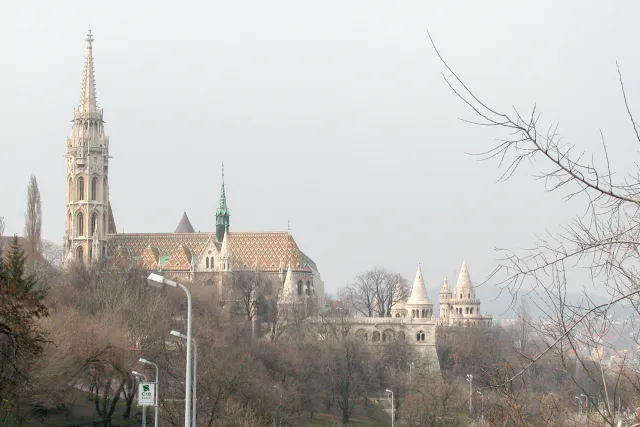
[404,263,433,319]
[449,261,483,326]
[439,276,452,321]
[389,278,406,318]
[220,229,231,271]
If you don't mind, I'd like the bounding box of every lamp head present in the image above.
[170,330,187,339]
[139,358,149,364]
[147,273,165,288]
[385,389,392,393]
[132,370,141,376]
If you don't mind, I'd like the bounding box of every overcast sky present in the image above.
[2,1,639,308]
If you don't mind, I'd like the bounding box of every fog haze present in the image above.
[2,1,639,306]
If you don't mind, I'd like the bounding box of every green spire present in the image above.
[216,163,229,217]
[216,163,230,242]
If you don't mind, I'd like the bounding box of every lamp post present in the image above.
[139,358,159,427]
[170,330,197,427]
[385,389,393,427]
[466,374,473,416]
[581,393,588,413]
[575,396,582,416]
[147,273,193,427]
[476,391,484,416]
[408,362,414,386]
[132,371,148,427]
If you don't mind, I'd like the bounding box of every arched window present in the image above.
[416,330,425,341]
[210,257,214,269]
[297,280,303,296]
[460,293,463,298]
[470,308,474,314]
[91,177,98,200]
[76,245,84,261]
[77,177,85,200]
[468,293,470,298]
[306,280,311,295]
[383,330,394,342]
[466,307,469,314]
[355,329,368,341]
[68,178,73,201]
[372,331,380,342]
[206,257,209,269]
[91,213,98,236]
[395,313,400,318]
[398,331,405,341]
[76,212,84,236]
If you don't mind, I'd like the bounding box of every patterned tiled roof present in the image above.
[106,231,315,273]
[164,245,193,270]
[137,245,160,270]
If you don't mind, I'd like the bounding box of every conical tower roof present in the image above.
[174,212,195,233]
[220,229,231,259]
[406,263,432,305]
[456,261,473,289]
[279,265,298,303]
[440,276,450,292]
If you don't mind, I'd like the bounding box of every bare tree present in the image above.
[24,174,42,258]
[516,297,532,354]
[429,31,640,425]
[341,268,409,317]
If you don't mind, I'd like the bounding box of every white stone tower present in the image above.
[404,263,433,319]
[63,30,111,264]
[438,276,452,322]
[451,261,481,322]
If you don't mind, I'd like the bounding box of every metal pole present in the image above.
[385,389,393,427]
[153,363,159,427]
[192,339,197,427]
[178,283,193,427]
[467,374,473,416]
[391,391,394,427]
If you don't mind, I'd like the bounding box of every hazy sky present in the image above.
[2,1,639,308]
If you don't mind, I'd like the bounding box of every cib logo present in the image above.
[143,385,150,392]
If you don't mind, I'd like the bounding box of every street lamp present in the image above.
[476,391,484,415]
[466,374,473,415]
[147,273,193,427]
[132,371,148,427]
[139,358,159,427]
[575,396,582,416]
[581,393,588,412]
[385,389,394,427]
[170,330,197,427]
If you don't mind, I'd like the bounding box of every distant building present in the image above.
[61,31,324,309]
[305,264,441,372]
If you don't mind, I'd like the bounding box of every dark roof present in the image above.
[174,212,196,233]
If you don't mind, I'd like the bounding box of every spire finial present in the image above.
[79,29,98,114]
[86,28,93,47]
[222,162,225,183]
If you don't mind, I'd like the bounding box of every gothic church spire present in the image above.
[216,163,230,242]
[79,29,99,116]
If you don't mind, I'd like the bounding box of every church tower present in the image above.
[63,30,111,264]
[216,164,230,242]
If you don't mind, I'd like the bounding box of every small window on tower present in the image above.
[77,177,85,201]
[91,177,98,200]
